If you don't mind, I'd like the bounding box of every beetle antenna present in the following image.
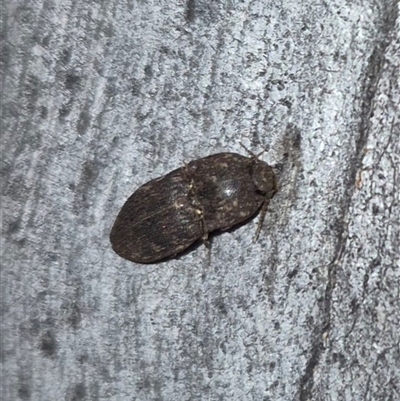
[239,142,266,159]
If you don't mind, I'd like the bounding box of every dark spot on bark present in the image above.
[0,42,11,69]
[40,330,57,357]
[58,102,72,121]
[77,353,89,364]
[214,298,228,315]
[47,252,58,262]
[40,106,48,119]
[15,6,34,24]
[81,160,100,186]
[332,352,346,366]
[18,384,31,400]
[65,74,81,90]
[280,98,292,109]
[77,110,91,135]
[7,219,20,234]
[103,22,114,38]
[17,238,27,247]
[144,64,153,78]
[185,0,196,22]
[105,80,117,97]
[41,35,50,47]
[350,298,359,314]
[71,383,86,401]
[131,78,141,96]
[61,48,72,65]
[68,303,82,329]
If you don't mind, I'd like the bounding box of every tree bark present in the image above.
[2,1,399,400]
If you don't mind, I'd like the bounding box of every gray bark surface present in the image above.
[2,1,399,400]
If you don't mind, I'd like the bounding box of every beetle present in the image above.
[110,152,276,263]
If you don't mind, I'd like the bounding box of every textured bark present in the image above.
[2,1,399,400]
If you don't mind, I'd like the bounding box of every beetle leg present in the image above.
[194,207,205,230]
[254,199,270,241]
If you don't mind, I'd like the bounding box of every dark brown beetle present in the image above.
[110,152,276,263]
